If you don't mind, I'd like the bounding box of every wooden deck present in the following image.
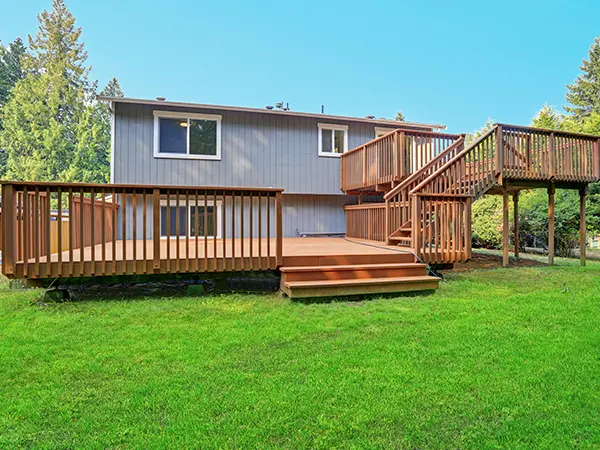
[22,237,409,266]
[9,236,440,299]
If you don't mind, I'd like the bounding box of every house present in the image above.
[102,96,444,238]
[2,97,599,298]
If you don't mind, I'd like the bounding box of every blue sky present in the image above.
[1,0,599,133]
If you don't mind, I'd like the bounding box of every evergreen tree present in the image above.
[395,111,406,121]
[66,77,124,183]
[531,105,564,129]
[0,37,27,110]
[0,0,90,181]
[565,37,600,119]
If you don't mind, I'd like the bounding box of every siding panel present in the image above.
[114,103,384,195]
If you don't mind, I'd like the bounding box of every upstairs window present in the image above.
[318,123,348,157]
[153,111,222,160]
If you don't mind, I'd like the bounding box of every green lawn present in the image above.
[2,255,600,448]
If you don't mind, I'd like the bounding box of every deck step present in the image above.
[280,262,427,282]
[281,275,440,298]
[282,253,414,267]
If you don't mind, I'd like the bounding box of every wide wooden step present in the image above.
[282,253,415,267]
[280,262,427,282]
[281,275,440,298]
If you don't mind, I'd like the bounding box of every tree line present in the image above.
[0,0,122,184]
[471,37,600,255]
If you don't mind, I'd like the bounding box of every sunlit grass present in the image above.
[1,258,599,448]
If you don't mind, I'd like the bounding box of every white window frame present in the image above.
[318,123,349,158]
[374,127,396,138]
[159,198,222,238]
[153,110,222,161]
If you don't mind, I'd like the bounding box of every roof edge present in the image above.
[97,95,446,130]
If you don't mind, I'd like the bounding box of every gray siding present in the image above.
[113,103,389,195]
[118,193,366,239]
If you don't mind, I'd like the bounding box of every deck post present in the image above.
[594,138,600,180]
[385,200,392,245]
[275,191,283,266]
[152,188,160,272]
[495,125,504,176]
[548,183,555,266]
[465,197,472,260]
[580,186,587,267]
[502,188,509,268]
[513,192,519,259]
[549,132,556,179]
[2,184,15,275]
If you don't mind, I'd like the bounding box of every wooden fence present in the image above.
[1,182,283,279]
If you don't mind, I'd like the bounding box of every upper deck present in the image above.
[340,125,600,194]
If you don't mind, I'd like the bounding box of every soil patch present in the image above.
[449,252,547,272]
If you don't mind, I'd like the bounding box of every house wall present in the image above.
[117,193,371,239]
[113,102,406,195]
[113,101,393,238]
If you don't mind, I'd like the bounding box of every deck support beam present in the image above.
[580,186,587,267]
[502,188,509,268]
[548,183,555,266]
[513,192,519,259]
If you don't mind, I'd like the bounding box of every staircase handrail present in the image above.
[383,135,466,201]
[409,125,499,196]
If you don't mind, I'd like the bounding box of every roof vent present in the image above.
[366,115,375,119]
[265,105,274,110]
[156,97,166,101]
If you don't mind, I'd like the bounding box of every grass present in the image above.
[1,254,600,448]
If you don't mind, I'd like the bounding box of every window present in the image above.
[375,127,396,138]
[159,200,221,238]
[154,111,222,160]
[318,123,348,157]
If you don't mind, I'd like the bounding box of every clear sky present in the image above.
[1,0,599,133]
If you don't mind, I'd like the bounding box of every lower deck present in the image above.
[9,237,416,278]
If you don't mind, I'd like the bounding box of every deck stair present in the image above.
[280,253,439,298]
[380,124,600,264]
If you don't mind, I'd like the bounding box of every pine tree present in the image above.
[0,37,27,110]
[395,111,406,122]
[531,105,564,129]
[66,77,124,183]
[0,0,90,181]
[565,37,600,119]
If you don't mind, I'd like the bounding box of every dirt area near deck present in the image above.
[449,252,547,272]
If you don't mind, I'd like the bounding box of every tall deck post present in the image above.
[385,200,391,245]
[594,138,600,180]
[502,188,509,268]
[465,197,472,260]
[2,183,15,276]
[549,132,556,179]
[548,183,555,266]
[495,125,504,176]
[152,188,161,272]
[275,191,283,266]
[513,192,519,259]
[580,186,587,267]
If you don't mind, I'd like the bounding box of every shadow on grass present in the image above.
[292,289,437,305]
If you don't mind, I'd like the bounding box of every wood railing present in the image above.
[340,129,461,192]
[500,124,600,182]
[383,136,466,238]
[412,194,472,264]
[344,203,387,242]
[1,182,283,279]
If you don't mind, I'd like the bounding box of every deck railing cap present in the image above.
[0,180,285,193]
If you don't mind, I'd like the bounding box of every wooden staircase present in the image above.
[280,252,439,298]
[384,128,500,263]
